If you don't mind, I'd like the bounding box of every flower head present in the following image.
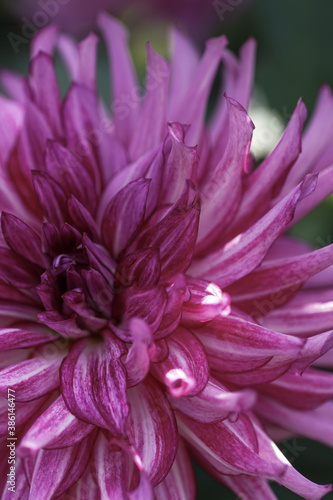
[0,14,333,500]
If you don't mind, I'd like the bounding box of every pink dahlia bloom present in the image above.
[1,14,333,500]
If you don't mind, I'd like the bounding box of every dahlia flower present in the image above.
[1,14,333,500]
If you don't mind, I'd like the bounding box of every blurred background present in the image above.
[0,0,333,498]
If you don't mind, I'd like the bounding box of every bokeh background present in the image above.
[0,0,332,498]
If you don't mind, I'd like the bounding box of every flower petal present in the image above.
[102,178,151,259]
[190,174,317,287]
[0,347,66,401]
[154,439,196,500]
[60,331,128,434]
[151,327,209,397]
[129,44,171,160]
[20,395,94,451]
[126,377,178,486]
[170,377,256,423]
[27,430,97,500]
[136,181,200,280]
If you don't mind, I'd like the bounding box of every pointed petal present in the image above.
[0,327,54,351]
[115,248,161,290]
[154,439,196,500]
[45,140,96,213]
[0,347,66,401]
[136,182,200,280]
[282,85,333,191]
[129,44,171,160]
[97,13,139,146]
[33,170,68,228]
[227,99,306,236]
[168,28,199,117]
[29,52,62,136]
[0,247,42,288]
[159,122,198,205]
[127,377,178,486]
[221,475,277,500]
[170,377,256,423]
[155,273,188,339]
[228,242,333,312]
[198,96,254,247]
[172,35,228,145]
[178,412,286,478]
[1,212,49,268]
[60,331,128,434]
[194,315,304,384]
[259,288,333,336]
[190,174,317,287]
[92,431,154,500]
[113,285,167,334]
[256,397,333,449]
[257,368,333,410]
[20,395,94,451]
[102,178,151,258]
[28,431,97,500]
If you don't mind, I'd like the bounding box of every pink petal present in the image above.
[282,85,333,192]
[30,24,58,58]
[170,377,256,423]
[1,212,49,268]
[197,96,254,249]
[256,396,333,449]
[259,288,333,336]
[194,314,304,384]
[20,395,94,451]
[221,475,278,500]
[76,32,99,91]
[102,178,151,258]
[178,412,286,478]
[126,377,178,486]
[154,439,196,500]
[29,52,62,136]
[227,99,306,237]
[113,285,167,334]
[228,242,333,313]
[62,84,102,189]
[122,318,152,387]
[27,430,97,499]
[32,170,68,228]
[172,35,228,146]
[0,247,42,289]
[45,140,96,213]
[159,122,198,205]
[256,368,333,410]
[190,174,317,287]
[115,248,161,290]
[151,327,209,397]
[155,273,188,339]
[0,327,54,351]
[97,13,139,146]
[60,331,128,434]
[92,431,154,499]
[0,347,66,401]
[129,43,171,160]
[168,29,199,117]
[181,277,230,326]
[136,181,200,280]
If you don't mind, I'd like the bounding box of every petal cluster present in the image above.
[0,15,333,500]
